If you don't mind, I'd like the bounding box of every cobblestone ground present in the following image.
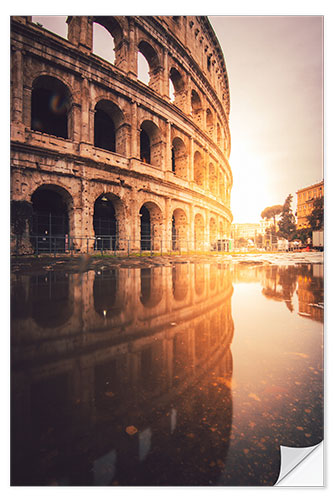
[11,251,324,275]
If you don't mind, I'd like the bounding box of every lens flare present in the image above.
[49,93,68,115]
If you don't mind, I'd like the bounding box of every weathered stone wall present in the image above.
[10,16,233,253]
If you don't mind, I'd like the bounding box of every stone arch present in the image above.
[93,193,123,251]
[171,137,187,178]
[30,184,74,253]
[92,23,115,64]
[206,108,214,138]
[93,16,124,67]
[194,212,205,251]
[191,89,202,126]
[172,208,187,251]
[169,67,185,106]
[31,75,72,139]
[94,99,126,154]
[209,163,217,195]
[194,151,205,188]
[138,40,161,92]
[140,119,161,167]
[209,216,217,248]
[139,201,163,251]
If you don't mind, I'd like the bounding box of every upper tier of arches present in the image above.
[26,15,230,157]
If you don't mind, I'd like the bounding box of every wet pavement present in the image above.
[10,253,323,486]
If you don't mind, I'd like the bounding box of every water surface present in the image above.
[11,261,323,486]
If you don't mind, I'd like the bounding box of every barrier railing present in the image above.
[11,234,232,257]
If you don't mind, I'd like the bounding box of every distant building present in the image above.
[231,223,260,241]
[231,219,275,242]
[259,218,275,235]
[296,180,324,229]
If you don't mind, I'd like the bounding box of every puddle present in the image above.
[10,261,323,486]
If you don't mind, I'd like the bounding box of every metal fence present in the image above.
[11,234,232,257]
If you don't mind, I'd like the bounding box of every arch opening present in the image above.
[31,76,71,139]
[194,151,205,188]
[140,120,161,167]
[138,51,150,85]
[209,163,217,195]
[93,16,123,67]
[93,194,118,250]
[171,137,187,178]
[94,109,115,152]
[191,89,202,126]
[140,202,163,251]
[140,129,151,164]
[31,186,71,253]
[92,22,115,64]
[206,108,214,138]
[94,100,125,154]
[138,40,159,89]
[140,205,151,250]
[169,67,184,106]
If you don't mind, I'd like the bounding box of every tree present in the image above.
[307,196,324,231]
[291,227,311,245]
[235,237,247,248]
[277,194,296,240]
[261,204,283,232]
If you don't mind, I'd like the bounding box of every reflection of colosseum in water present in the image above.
[11,263,234,485]
[11,16,232,254]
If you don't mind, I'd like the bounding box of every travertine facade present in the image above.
[10,16,233,254]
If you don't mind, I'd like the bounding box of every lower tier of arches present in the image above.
[11,175,232,255]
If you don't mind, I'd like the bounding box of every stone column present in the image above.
[80,77,90,144]
[165,121,172,172]
[127,18,137,78]
[80,180,95,252]
[88,108,95,145]
[204,150,209,191]
[129,188,140,251]
[162,48,169,99]
[70,206,84,251]
[189,136,194,182]
[165,197,172,251]
[130,100,138,158]
[186,74,192,115]
[70,102,81,143]
[11,48,23,124]
[22,85,32,129]
[188,204,194,251]
[67,16,93,52]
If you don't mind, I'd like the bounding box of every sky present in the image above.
[29,14,323,225]
[210,16,323,222]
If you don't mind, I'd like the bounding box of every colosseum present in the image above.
[10,16,232,255]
